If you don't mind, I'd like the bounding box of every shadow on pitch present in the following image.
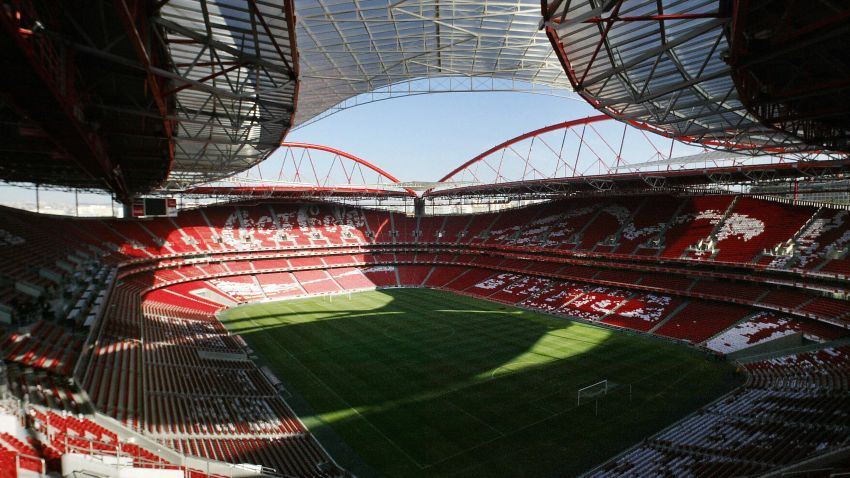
[186,288,737,477]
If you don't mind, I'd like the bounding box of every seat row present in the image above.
[75,280,340,476]
[588,346,850,477]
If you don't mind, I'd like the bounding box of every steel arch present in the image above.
[437,115,611,183]
[281,142,405,185]
[428,114,827,196]
[185,142,416,198]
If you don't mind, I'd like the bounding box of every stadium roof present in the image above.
[292,0,573,125]
[541,0,780,151]
[0,0,299,195]
[3,0,847,199]
[541,0,850,155]
[155,0,298,187]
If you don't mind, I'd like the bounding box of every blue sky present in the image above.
[0,91,596,211]
[262,90,700,186]
[279,91,599,182]
[2,89,704,212]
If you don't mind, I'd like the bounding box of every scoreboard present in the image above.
[131,198,177,217]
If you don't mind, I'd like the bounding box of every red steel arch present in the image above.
[434,114,709,189]
[281,142,405,184]
[437,114,611,183]
[185,142,415,198]
[428,114,825,196]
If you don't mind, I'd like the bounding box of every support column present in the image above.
[414,197,425,218]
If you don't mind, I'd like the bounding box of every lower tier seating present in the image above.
[0,431,44,476]
[588,346,850,478]
[75,283,342,477]
[654,302,752,343]
[704,312,848,354]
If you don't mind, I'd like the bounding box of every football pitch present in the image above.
[219,289,742,477]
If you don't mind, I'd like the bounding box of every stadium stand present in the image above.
[704,312,848,354]
[588,346,850,477]
[654,302,752,343]
[2,0,848,473]
[663,195,735,259]
[601,294,685,332]
[2,194,850,476]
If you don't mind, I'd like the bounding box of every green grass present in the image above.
[219,289,742,478]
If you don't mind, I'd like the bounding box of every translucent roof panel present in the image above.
[156,0,298,187]
[294,0,574,124]
[541,0,815,154]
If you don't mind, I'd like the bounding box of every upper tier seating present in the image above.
[4,196,850,282]
[616,196,683,254]
[771,208,850,270]
[662,195,734,259]
[712,197,815,263]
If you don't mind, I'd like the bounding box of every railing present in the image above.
[73,268,117,386]
[752,193,850,211]
[13,452,46,476]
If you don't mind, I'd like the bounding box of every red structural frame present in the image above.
[115,0,301,190]
[184,142,417,198]
[182,117,850,200]
[0,0,127,195]
[539,1,800,154]
[427,115,850,197]
[116,0,175,184]
[281,143,406,185]
[436,115,611,183]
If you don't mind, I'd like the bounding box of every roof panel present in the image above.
[541,0,826,154]
[294,0,572,125]
[156,0,298,187]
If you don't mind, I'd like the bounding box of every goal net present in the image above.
[577,379,608,406]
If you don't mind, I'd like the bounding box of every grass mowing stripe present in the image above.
[418,348,696,465]
[242,313,430,470]
[219,289,742,477]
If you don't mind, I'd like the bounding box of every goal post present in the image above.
[577,379,608,406]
